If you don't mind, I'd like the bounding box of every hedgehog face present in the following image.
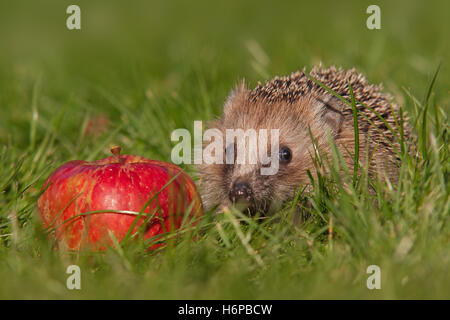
[200,84,346,215]
[219,113,316,214]
[198,67,404,216]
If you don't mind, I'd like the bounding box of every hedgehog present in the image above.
[197,66,409,215]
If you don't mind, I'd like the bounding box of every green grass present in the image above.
[0,0,449,299]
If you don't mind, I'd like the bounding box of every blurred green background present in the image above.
[0,0,448,299]
[0,0,448,158]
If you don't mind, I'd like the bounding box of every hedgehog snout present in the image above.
[229,180,254,207]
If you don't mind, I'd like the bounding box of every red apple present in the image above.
[37,146,203,250]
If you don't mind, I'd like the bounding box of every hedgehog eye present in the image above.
[279,147,292,163]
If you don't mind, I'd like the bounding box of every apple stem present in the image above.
[111,145,122,163]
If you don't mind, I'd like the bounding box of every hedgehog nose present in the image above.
[229,181,253,204]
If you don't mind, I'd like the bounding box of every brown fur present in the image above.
[197,66,409,213]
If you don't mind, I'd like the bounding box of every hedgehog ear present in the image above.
[223,81,248,117]
[317,95,345,135]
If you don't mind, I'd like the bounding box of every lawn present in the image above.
[0,0,448,299]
